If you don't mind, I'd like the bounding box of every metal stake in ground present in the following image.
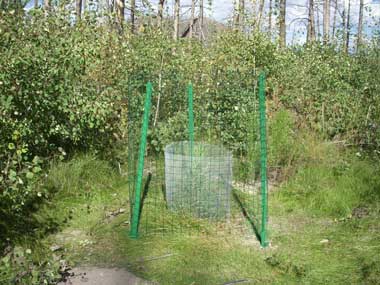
[188,82,194,150]
[259,72,269,247]
[130,82,153,239]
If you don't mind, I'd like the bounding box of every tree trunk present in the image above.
[234,0,239,30]
[239,0,245,31]
[234,0,245,31]
[345,0,351,53]
[268,0,272,35]
[44,0,50,11]
[279,0,286,47]
[130,0,135,33]
[323,0,330,44]
[316,2,320,40]
[257,0,265,31]
[199,0,204,40]
[108,0,114,13]
[76,0,82,21]
[332,0,337,39]
[200,0,204,27]
[116,0,125,31]
[173,0,180,40]
[342,0,346,50]
[307,0,316,43]
[157,0,165,29]
[190,0,195,38]
[357,0,363,52]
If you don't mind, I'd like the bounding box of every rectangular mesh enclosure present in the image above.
[164,141,233,219]
[127,71,268,247]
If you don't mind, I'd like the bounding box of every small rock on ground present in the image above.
[58,267,155,285]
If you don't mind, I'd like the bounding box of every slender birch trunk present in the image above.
[356,0,363,52]
[157,0,165,29]
[279,0,286,47]
[173,0,180,40]
[323,0,330,44]
[307,0,316,43]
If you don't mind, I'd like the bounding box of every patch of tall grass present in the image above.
[42,154,121,195]
[278,139,379,217]
[267,109,380,217]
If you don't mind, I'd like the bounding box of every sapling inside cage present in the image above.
[164,141,233,219]
[128,73,269,247]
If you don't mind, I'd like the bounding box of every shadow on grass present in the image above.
[0,198,61,252]
[137,172,152,230]
[232,190,262,243]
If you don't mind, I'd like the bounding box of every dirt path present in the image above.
[58,267,155,285]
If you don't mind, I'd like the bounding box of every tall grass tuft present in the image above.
[278,151,380,217]
[43,154,119,195]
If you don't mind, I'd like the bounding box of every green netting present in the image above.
[127,71,268,246]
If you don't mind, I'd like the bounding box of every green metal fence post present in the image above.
[258,72,269,248]
[130,82,153,239]
[188,82,194,148]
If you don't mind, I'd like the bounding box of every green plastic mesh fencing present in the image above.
[127,71,268,246]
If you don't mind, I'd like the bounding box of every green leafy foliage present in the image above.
[0,11,124,240]
[269,45,380,146]
[0,246,62,284]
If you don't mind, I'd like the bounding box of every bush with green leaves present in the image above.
[0,246,62,285]
[269,44,380,147]
[0,11,124,241]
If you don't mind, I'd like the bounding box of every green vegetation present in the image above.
[279,153,380,217]
[1,4,380,285]
[1,155,129,284]
[2,139,379,284]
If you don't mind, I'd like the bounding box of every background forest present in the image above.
[0,0,380,283]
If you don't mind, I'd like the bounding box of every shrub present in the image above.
[269,44,380,148]
[0,246,62,285]
[0,11,124,243]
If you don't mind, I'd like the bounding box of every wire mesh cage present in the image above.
[164,141,233,219]
[127,71,269,247]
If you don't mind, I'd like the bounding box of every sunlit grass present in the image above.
[18,149,380,285]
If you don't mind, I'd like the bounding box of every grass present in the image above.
[277,148,380,217]
[7,141,380,284]
[83,197,380,285]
